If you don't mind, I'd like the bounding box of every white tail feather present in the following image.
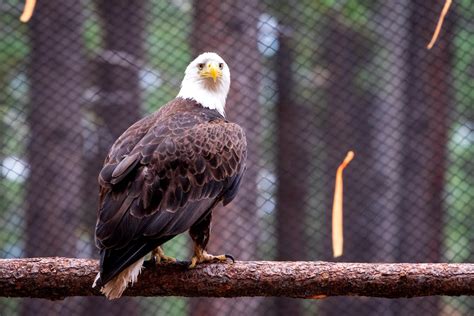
[97,257,145,300]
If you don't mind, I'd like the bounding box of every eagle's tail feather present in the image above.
[99,256,145,300]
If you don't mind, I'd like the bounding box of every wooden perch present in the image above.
[1,258,474,300]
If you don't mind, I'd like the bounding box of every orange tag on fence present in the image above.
[20,0,36,23]
[427,0,452,49]
[332,151,354,258]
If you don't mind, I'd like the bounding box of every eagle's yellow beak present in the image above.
[200,62,222,83]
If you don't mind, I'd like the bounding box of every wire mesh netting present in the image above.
[1,0,473,315]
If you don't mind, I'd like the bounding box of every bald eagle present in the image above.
[92,52,247,299]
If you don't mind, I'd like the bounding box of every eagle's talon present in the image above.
[188,256,199,269]
[156,256,177,264]
[157,254,177,263]
[143,257,157,268]
[152,246,176,265]
[225,254,235,263]
[188,250,232,269]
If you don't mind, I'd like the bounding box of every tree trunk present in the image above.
[81,1,147,315]
[274,27,311,316]
[189,1,262,315]
[395,1,453,315]
[362,2,412,315]
[320,15,387,316]
[23,1,86,315]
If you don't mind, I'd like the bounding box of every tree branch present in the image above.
[1,258,474,300]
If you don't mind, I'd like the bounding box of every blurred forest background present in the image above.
[0,0,473,315]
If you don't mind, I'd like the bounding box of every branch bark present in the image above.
[1,258,474,300]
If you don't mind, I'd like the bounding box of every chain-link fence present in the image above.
[1,0,473,315]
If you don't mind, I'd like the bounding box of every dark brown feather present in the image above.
[94,97,247,285]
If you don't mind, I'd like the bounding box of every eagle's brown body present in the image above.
[94,97,247,288]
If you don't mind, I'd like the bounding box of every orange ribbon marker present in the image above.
[427,0,452,49]
[20,0,36,23]
[332,151,354,258]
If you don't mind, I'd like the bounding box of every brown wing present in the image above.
[94,110,246,285]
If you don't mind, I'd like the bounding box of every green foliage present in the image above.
[0,2,29,263]
[441,4,474,310]
[83,1,103,54]
[443,5,474,263]
[144,0,192,113]
[453,29,474,119]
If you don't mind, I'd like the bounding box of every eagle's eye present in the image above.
[218,63,224,70]
[197,63,204,70]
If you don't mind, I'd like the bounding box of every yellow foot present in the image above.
[188,250,234,269]
[152,246,176,264]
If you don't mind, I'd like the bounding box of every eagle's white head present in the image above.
[177,52,230,117]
